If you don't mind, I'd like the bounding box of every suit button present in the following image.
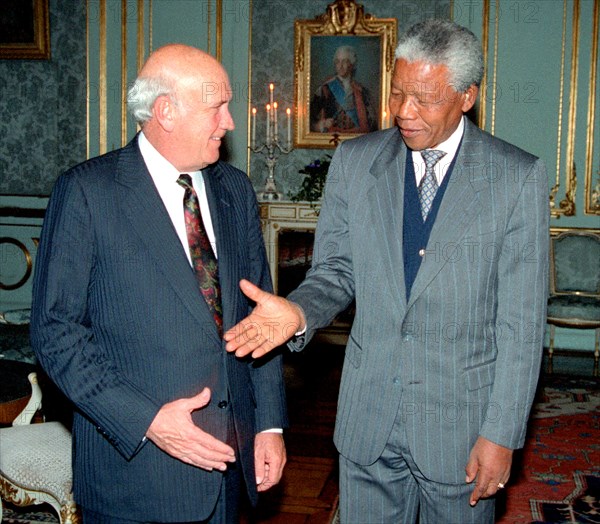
[418,249,426,257]
[218,400,228,409]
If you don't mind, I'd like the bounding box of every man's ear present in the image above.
[461,84,479,113]
[153,95,177,132]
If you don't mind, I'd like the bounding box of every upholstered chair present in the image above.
[547,230,600,375]
[0,372,79,523]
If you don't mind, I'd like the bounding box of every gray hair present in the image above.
[394,19,484,92]
[126,76,178,125]
[334,45,357,66]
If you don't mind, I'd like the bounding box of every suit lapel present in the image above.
[366,130,408,315]
[202,163,238,331]
[407,120,487,309]
[115,138,220,336]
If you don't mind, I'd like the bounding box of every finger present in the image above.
[268,455,286,485]
[182,452,234,472]
[232,331,273,358]
[184,438,236,465]
[228,334,268,357]
[250,344,274,359]
[182,387,211,410]
[255,456,266,486]
[224,321,262,348]
[165,431,236,462]
[469,482,486,506]
[191,431,236,458]
[231,322,263,345]
[257,480,274,492]
[470,479,500,506]
[160,436,235,470]
[465,457,478,484]
[257,464,272,492]
[239,278,267,303]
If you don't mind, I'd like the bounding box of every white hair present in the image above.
[395,19,484,92]
[334,45,357,66]
[126,76,178,125]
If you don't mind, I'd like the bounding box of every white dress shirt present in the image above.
[411,116,465,186]
[138,132,217,264]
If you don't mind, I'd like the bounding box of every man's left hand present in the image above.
[254,433,286,492]
[465,436,513,506]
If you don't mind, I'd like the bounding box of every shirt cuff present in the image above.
[260,428,283,434]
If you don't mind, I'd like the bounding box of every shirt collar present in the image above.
[138,131,203,187]
[427,115,464,158]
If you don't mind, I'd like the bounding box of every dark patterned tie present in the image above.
[177,174,223,335]
[419,149,446,221]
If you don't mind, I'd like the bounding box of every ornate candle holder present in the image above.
[250,85,293,201]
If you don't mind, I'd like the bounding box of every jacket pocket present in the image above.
[464,360,496,391]
[346,334,362,368]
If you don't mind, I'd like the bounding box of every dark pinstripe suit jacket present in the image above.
[31,136,288,521]
[289,119,549,485]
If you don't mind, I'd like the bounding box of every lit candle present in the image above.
[269,83,274,107]
[286,107,292,146]
[251,107,257,148]
[273,102,278,142]
[266,103,271,145]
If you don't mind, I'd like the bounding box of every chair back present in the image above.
[550,231,600,297]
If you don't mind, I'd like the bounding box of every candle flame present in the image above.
[252,107,257,115]
[273,102,278,109]
[269,83,274,91]
[286,108,291,115]
[266,104,271,111]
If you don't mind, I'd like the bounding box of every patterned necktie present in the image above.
[419,149,446,221]
[177,174,223,335]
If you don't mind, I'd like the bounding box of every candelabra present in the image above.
[250,83,293,201]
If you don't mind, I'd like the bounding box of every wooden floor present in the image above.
[241,343,344,524]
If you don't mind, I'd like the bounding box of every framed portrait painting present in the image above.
[0,0,50,60]
[294,0,396,148]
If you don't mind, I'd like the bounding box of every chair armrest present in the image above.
[13,372,43,426]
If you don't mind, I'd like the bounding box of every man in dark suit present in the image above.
[31,44,287,523]
[225,19,549,523]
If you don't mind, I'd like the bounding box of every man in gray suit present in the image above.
[225,19,549,523]
[31,44,287,523]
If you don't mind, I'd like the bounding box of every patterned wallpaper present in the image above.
[249,0,451,197]
[0,0,450,197]
[0,0,86,196]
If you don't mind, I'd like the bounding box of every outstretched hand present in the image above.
[224,279,305,358]
[146,388,236,471]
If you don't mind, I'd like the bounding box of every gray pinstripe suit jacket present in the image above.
[289,119,549,484]
[31,136,288,521]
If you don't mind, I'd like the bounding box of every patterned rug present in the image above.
[497,374,600,524]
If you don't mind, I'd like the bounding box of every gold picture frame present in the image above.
[294,0,396,149]
[0,0,50,60]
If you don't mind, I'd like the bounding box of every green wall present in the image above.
[455,0,600,353]
[2,0,598,354]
